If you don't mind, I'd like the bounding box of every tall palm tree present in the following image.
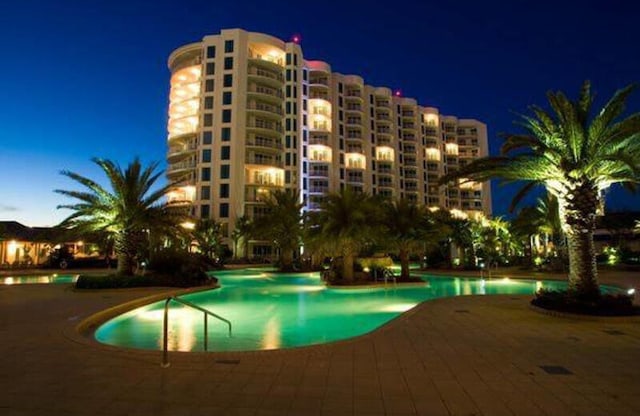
[317,188,375,282]
[442,82,640,299]
[56,157,183,275]
[381,199,424,280]
[233,215,254,260]
[255,190,303,271]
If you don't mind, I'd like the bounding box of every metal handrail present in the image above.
[161,296,232,367]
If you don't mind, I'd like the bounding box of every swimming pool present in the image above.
[94,269,620,352]
[1,274,79,285]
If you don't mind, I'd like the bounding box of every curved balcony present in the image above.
[166,185,196,205]
[345,153,366,170]
[247,102,283,120]
[168,116,198,139]
[248,66,284,89]
[247,84,284,105]
[245,155,283,168]
[377,181,394,189]
[167,143,197,163]
[376,146,395,162]
[246,136,283,153]
[309,166,330,178]
[245,166,285,187]
[247,119,283,138]
[248,48,285,70]
[308,144,332,163]
[167,160,196,181]
[168,131,197,145]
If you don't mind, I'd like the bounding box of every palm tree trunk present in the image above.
[399,248,410,280]
[343,253,354,282]
[562,182,600,299]
[116,253,135,276]
[280,248,294,272]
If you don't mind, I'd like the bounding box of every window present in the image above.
[201,204,210,218]
[203,131,212,145]
[223,74,232,87]
[222,109,231,123]
[221,127,231,141]
[204,96,213,109]
[220,184,229,198]
[201,167,211,181]
[201,186,210,200]
[204,113,213,127]
[205,79,214,92]
[222,91,232,105]
[224,57,233,70]
[221,146,230,160]
[206,62,215,75]
[219,203,229,218]
[224,40,234,53]
[286,53,292,65]
[202,149,211,163]
[220,164,230,178]
[206,46,216,59]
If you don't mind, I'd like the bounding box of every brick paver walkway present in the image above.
[1,270,639,415]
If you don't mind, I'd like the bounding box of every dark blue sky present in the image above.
[1,0,639,226]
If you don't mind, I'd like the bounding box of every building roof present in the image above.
[0,221,57,241]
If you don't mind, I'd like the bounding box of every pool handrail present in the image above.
[161,296,232,367]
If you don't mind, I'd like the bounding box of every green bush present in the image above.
[532,289,638,316]
[75,249,220,289]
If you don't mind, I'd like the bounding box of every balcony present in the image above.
[246,166,285,187]
[309,134,330,146]
[167,160,196,180]
[167,142,197,163]
[166,185,196,205]
[377,127,392,136]
[309,185,329,194]
[403,158,417,167]
[347,173,364,184]
[345,153,366,169]
[345,104,362,113]
[309,167,330,178]
[308,144,332,162]
[247,102,283,119]
[248,67,284,89]
[376,146,394,162]
[246,136,283,152]
[245,154,283,168]
[248,48,285,68]
[247,118,283,136]
[248,84,284,104]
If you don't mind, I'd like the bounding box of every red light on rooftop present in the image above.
[292,34,301,44]
[394,90,402,97]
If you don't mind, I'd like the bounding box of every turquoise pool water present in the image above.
[94,269,619,352]
[1,274,79,285]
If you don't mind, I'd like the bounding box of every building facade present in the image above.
[166,29,492,255]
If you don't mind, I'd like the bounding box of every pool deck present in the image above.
[1,268,639,415]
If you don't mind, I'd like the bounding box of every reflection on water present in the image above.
[96,270,620,352]
[1,274,79,285]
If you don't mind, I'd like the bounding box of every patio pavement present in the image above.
[1,269,639,416]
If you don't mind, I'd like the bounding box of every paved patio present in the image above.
[1,270,639,415]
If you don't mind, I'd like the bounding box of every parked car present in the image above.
[45,247,116,269]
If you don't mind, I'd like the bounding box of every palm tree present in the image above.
[255,190,303,271]
[56,157,184,275]
[442,82,640,299]
[233,215,254,260]
[316,188,376,282]
[381,199,424,280]
[192,218,223,259]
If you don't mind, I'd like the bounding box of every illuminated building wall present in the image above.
[166,29,491,255]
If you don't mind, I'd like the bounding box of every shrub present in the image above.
[532,289,638,316]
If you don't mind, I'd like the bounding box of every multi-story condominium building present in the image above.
[166,28,491,256]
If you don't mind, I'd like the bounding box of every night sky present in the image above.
[1,0,639,226]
